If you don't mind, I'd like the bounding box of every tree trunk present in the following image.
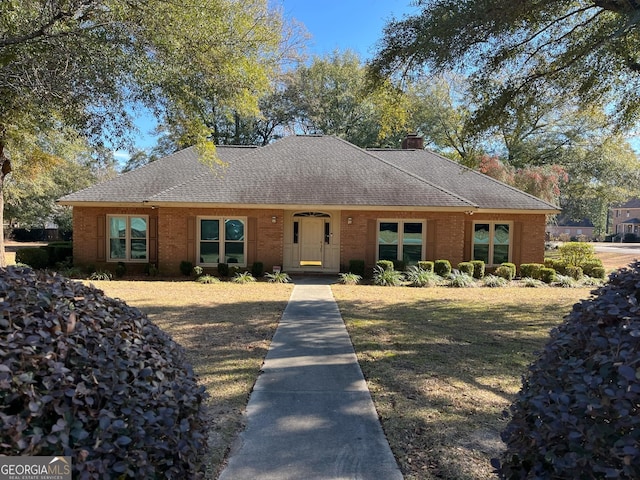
[0,142,12,268]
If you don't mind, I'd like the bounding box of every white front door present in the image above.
[299,217,324,266]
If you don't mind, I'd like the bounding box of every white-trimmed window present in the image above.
[378,220,425,265]
[472,222,512,265]
[198,217,246,266]
[108,215,148,261]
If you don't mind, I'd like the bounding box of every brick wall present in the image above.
[72,206,548,275]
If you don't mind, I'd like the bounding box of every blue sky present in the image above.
[277,0,417,58]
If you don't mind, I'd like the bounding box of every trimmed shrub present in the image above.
[520,263,544,280]
[251,261,264,278]
[589,266,606,280]
[564,265,583,281]
[540,267,557,284]
[217,263,229,277]
[501,262,516,279]
[348,259,365,277]
[376,260,394,272]
[417,261,434,273]
[179,260,193,276]
[115,261,126,278]
[498,262,640,479]
[457,262,474,276]
[470,260,485,279]
[581,258,605,278]
[15,247,49,270]
[434,259,452,277]
[495,265,514,281]
[0,267,209,477]
[45,241,73,266]
[372,265,404,286]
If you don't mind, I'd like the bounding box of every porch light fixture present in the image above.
[272,216,277,223]
[347,217,352,225]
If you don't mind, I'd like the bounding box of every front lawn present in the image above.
[333,285,593,480]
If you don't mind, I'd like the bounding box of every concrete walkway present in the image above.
[218,278,403,480]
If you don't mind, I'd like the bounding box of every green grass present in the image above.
[332,285,593,480]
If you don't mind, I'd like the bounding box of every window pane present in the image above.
[109,217,126,239]
[131,239,147,260]
[201,220,219,241]
[200,242,219,264]
[474,224,490,244]
[379,222,398,245]
[403,245,422,265]
[473,244,489,264]
[225,242,244,264]
[293,221,299,244]
[379,245,398,261]
[110,239,126,259]
[403,223,422,243]
[225,219,244,241]
[130,217,147,238]
[494,224,510,245]
[493,245,509,265]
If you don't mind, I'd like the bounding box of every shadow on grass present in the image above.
[336,291,588,480]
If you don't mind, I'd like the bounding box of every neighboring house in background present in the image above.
[57,135,559,275]
[611,198,640,238]
[546,216,596,241]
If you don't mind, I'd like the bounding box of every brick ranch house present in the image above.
[57,134,559,275]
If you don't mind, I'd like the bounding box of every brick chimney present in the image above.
[401,133,424,150]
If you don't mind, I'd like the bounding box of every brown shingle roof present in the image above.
[58,135,558,212]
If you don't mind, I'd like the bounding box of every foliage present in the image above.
[376,260,395,272]
[372,265,404,287]
[265,271,291,284]
[560,242,597,267]
[195,274,220,284]
[180,261,193,277]
[521,277,546,288]
[371,0,640,131]
[482,274,508,288]
[478,155,567,205]
[498,262,640,479]
[502,263,517,279]
[417,260,434,273]
[470,260,485,279]
[251,262,264,278]
[348,259,366,277]
[114,262,126,279]
[447,271,476,288]
[192,265,204,277]
[590,267,607,280]
[15,247,48,270]
[554,274,579,288]
[232,271,257,284]
[404,266,440,288]
[494,265,514,281]
[520,263,545,280]
[89,270,113,281]
[338,272,362,286]
[565,266,584,281]
[0,267,209,477]
[217,263,230,278]
[434,259,452,277]
[457,262,474,276]
[540,268,557,285]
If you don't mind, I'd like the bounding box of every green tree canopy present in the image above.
[0,0,288,265]
[370,0,640,130]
